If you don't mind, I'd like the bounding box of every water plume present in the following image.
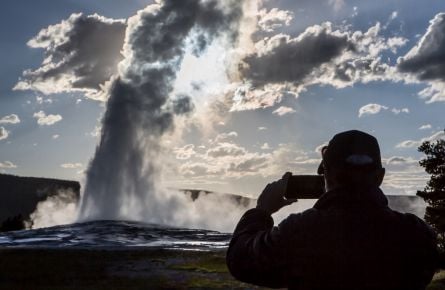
[78,0,243,226]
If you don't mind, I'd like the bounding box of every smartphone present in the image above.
[284,175,325,199]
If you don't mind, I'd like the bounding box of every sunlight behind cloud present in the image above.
[173,38,231,107]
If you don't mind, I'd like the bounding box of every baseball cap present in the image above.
[317,130,382,174]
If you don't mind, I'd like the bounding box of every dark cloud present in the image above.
[398,13,445,81]
[334,58,388,83]
[231,22,408,111]
[79,0,243,220]
[14,13,126,99]
[172,95,195,115]
[240,23,352,86]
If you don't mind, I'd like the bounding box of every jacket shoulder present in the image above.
[400,212,436,240]
[276,208,320,236]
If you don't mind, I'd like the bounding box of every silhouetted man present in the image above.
[227,130,438,290]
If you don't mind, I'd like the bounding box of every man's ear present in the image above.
[375,167,385,186]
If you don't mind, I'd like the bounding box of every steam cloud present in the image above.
[78,0,243,226]
[29,189,78,229]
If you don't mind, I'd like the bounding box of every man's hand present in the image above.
[256,172,298,215]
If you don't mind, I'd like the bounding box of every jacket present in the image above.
[226,186,438,290]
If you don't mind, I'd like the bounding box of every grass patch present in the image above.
[427,270,445,290]
[1,248,441,289]
[169,255,227,273]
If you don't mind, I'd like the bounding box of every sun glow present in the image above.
[173,38,231,107]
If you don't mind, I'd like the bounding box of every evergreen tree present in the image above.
[417,131,445,252]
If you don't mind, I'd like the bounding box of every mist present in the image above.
[29,189,78,229]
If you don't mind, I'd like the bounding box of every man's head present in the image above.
[318,130,385,191]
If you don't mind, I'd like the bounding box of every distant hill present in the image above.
[0,174,80,231]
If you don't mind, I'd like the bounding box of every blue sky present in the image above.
[1,0,444,197]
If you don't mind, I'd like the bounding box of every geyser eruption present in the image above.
[78,0,243,223]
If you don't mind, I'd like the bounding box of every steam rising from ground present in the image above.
[29,189,78,229]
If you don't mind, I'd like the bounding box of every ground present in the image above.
[0,248,443,289]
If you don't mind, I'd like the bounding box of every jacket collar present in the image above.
[313,185,388,210]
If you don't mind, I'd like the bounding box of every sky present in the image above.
[1,0,444,198]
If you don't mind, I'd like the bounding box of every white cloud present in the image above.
[358,103,388,117]
[207,142,246,158]
[227,154,269,174]
[352,7,358,18]
[178,141,270,179]
[231,83,285,111]
[396,130,445,148]
[212,131,238,143]
[61,163,83,169]
[180,162,214,177]
[258,8,293,32]
[385,156,418,165]
[294,158,321,165]
[174,144,196,160]
[36,96,53,105]
[358,104,409,117]
[0,161,17,168]
[33,111,62,126]
[0,127,9,140]
[383,11,399,30]
[419,124,432,130]
[272,106,296,116]
[390,11,398,20]
[418,82,445,103]
[176,141,318,182]
[315,142,329,153]
[391,107,409,114]
[382,155,427,195]
[261,142,270,150]
[90,125,101,137]
[258,126,267,131]
[52,134,60,139]
[0,114,20,124]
